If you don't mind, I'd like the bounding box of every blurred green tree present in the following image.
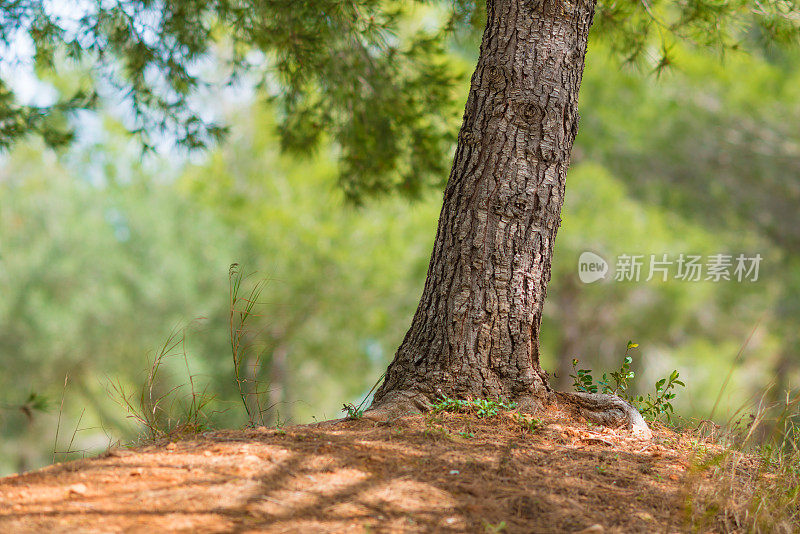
[576,41,800,405]
[0,105,439,471]
[180,102,440,426]
[0,135,242,472]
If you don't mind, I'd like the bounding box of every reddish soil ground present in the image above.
[0,406,711,533]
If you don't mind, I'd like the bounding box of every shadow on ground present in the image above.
[0,408,696,533]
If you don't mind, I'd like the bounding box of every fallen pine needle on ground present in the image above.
[0,406,781,533]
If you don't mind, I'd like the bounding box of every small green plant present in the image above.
[475,398,517,418]
[570,341,685,422]
[17,392,49,420]
[570,362,598,393]
[338,371,387,421]
[0,391,49,422]
[633,369,685,420]
[342,402,364,420]
[483,520,507,533]
[423,421,453,441]
[512,412,541,432]
[273,411,288,430]
[432,397,468,413]
[571,340,638,395]
[458,431,476,439]
[599,341,638,396]
[432,396,517,418]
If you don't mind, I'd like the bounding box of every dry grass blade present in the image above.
[685,389,800,533]
[106,322,217,442]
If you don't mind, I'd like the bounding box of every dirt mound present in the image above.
[0,407,704,533]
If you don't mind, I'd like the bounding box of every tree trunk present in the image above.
[371,0,597,414]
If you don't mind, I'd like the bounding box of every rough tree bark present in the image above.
[368,0,650,436]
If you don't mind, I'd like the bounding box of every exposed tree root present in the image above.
[363,390,433,421]
[555,391,653,439]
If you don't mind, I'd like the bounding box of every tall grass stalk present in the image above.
[686,388,800,533]
[228,263,277,426]
[107,324,215,441]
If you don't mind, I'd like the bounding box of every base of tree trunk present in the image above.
[365,389,652,440]
[366,390,549,420]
